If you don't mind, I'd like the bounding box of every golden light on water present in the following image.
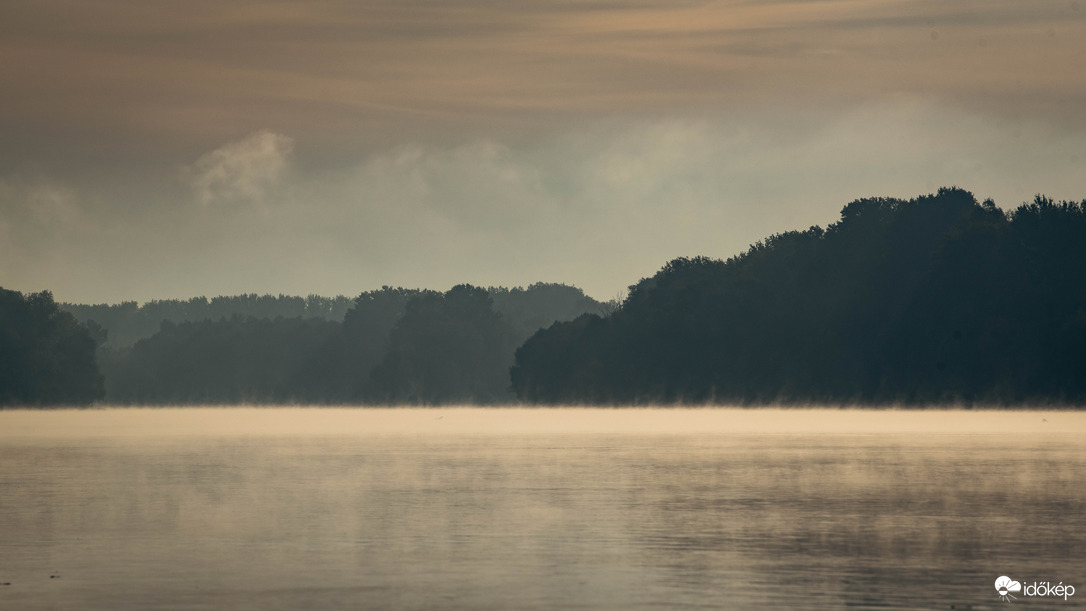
[3,407,1085,609]
[1,407,1082,439]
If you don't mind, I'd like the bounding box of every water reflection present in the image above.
[0,409,1083,609]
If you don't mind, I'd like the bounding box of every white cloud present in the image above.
[185,130,294,206]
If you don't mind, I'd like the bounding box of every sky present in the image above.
[2,0,1084,304]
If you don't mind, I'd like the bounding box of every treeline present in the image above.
[8,187,1086,408]
[511,188,1086,405]
[0,288,103,406]
[62,294,354,348]
[97,283,605,404]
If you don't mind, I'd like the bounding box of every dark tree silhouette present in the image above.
[62,293,353,348]
[93,283,604,404]
[33,188,1086,407]
[0,287,105,406]
[105,316,340,404]
[489,283,610,341]
[328,287,433,401]
[369,285,519,404]
[512,188,1086,406]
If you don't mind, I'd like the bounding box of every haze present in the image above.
[2,0,1084,303]
[2,407,1082,439]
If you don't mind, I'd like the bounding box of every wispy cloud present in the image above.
[0,180,79,225]
[184,130,294,206]
[1,1,1083,301]
[0,176,83,290]
[2,0,1083,157]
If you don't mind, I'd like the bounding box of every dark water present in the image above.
[0,408,1083,610]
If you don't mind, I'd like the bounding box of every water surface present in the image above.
[1,408,1083,609]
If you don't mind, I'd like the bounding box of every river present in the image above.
[1,408,1083,609]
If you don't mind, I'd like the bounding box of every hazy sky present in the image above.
[2,0,1084,303]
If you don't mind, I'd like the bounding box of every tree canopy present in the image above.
[0,287,104,406]
[62,293,354,348]
[95,283,605,405]
[21,187,1086,407]
[511,188,1086,405]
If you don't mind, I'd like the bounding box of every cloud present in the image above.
[0,177,81,259]
[0,177,84,291]
[2,0,1084,304]
[3,0,1084,164]
[222,100,1085,298]
[184,130,294,206]
[4,101,1086,303]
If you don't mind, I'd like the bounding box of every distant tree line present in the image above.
[62,294,355,348]
[7,188,1086,407]
[0,288,103,406]
[511,188,1086,405]
[93,283,606,404]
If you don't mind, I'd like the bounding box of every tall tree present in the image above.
[369,285,518,404]
[0,288,105,406]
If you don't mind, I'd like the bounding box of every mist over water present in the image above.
[1,408,1083,609]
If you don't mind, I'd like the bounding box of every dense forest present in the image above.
[62,294,355,348]
[0,288,103,406]
[88,283,605,404]
[4,188,1085,407]
[512,188,1086,405]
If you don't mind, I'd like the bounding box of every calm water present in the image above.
[1,408,1084,610]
